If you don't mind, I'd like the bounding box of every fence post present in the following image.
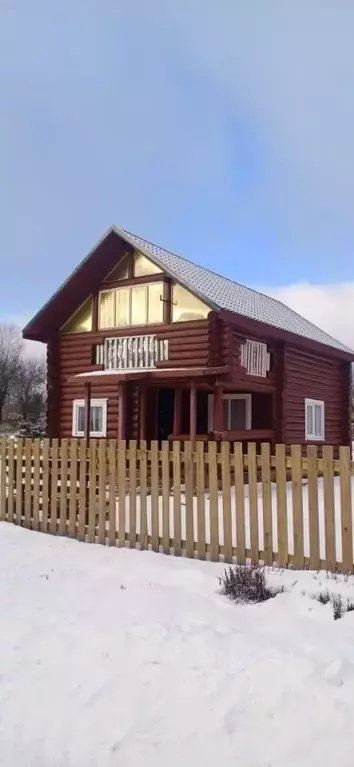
[0,439,6,522]
[339,445,353,572]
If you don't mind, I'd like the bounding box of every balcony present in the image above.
[95,334,169,371]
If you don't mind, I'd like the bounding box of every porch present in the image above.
[71,371,275,447]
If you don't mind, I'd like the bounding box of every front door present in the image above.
[157,388,174,441]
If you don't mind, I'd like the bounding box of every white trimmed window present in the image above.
[208,393,252,431]
[72,398,108,438]
[305,398,324,441]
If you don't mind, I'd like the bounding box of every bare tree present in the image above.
[13,357,46,422]
[0,324,22,424]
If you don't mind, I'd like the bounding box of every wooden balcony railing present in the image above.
[95,335,169,371]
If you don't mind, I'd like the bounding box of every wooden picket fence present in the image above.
[0,438,353,572]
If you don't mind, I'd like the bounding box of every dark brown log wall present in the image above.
[49,318,211,438]
[283,345,351,446]
[218,318,278,391]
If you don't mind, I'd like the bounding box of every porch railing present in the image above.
[95,335,169,370]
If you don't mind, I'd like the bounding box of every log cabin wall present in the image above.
[282,345,351,447]
[52,317,212,439]
[218,317,278,391]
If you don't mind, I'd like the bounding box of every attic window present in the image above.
[134,252,162,277]
[171,284,210,323]
[61,297,93,333]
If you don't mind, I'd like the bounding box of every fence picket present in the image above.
[208,441,219,562]
[150,441,159,552]
[41,439,49,532]
[0,439,6,521]
[323,445,335,569]
[234,443,246,564]
[339,446,353,571]
[118,440,126,548]
[88,440,96,543]
[261,443,272,566]
[50,438,59,534]
[7,439,15,523]
[184,441,194,558]
[162,441,171,555]
[172,441,182,556]
[139,440,148,550]
[69,439,78,538]
[78,440,87,542]
[196,441,206,560]
[248,443,259,564]
[276,444,288,567]
[221,442,232,563]
[98,439,107,545]
[128,441,136,548]
[307,445,320,570]
[291,445,304,569]
[108,440,117,546]
[59,440,69,536]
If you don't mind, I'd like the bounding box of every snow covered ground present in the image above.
[2,524,354,765]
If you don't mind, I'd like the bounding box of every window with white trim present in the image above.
[208,393,252,431]
[305,398,324,441]
[72,398,108,438]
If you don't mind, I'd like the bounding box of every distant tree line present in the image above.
[0,323,46,438]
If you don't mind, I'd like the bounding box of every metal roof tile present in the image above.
[116,227,353,354]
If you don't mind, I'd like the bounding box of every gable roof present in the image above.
[116,228,353,355]
[23,225,353,356]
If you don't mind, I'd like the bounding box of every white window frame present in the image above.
[208,393,252,432]
[72,398,108,438]
[305,398,325,441]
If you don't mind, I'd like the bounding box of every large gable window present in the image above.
[98,283,164,329]
[172,284,210,322]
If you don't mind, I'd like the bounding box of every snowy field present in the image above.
[2,524,354,765]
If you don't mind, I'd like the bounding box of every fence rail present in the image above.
[0,438,353,572]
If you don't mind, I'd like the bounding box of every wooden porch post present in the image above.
[118,382,126,441]
[84,382,91,440]
[140,383,147,441]
[190,381,196,447]
[213,384,224,436]
[173,387,182,436]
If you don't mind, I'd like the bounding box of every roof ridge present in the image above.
[120,227,351,352]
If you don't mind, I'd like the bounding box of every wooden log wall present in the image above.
[282,346,351,447]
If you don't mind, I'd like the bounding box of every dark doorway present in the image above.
[157,388,175,441]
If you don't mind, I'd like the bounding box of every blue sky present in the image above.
[2,2,354,346]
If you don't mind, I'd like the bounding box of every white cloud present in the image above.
[263,282,354,350]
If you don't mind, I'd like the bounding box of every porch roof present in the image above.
[67,365,229,385]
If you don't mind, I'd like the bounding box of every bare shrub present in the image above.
[219,564,280,604]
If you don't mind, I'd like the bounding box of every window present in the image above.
[240,339,270,377]
[208,393,252,431]
[305,398,324,441]
[72,399,107,438]
[61,297,93,333]
[172,284,210,322]
[103,257,130,282]
[134,252,162,277]
[98,283,164,328]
